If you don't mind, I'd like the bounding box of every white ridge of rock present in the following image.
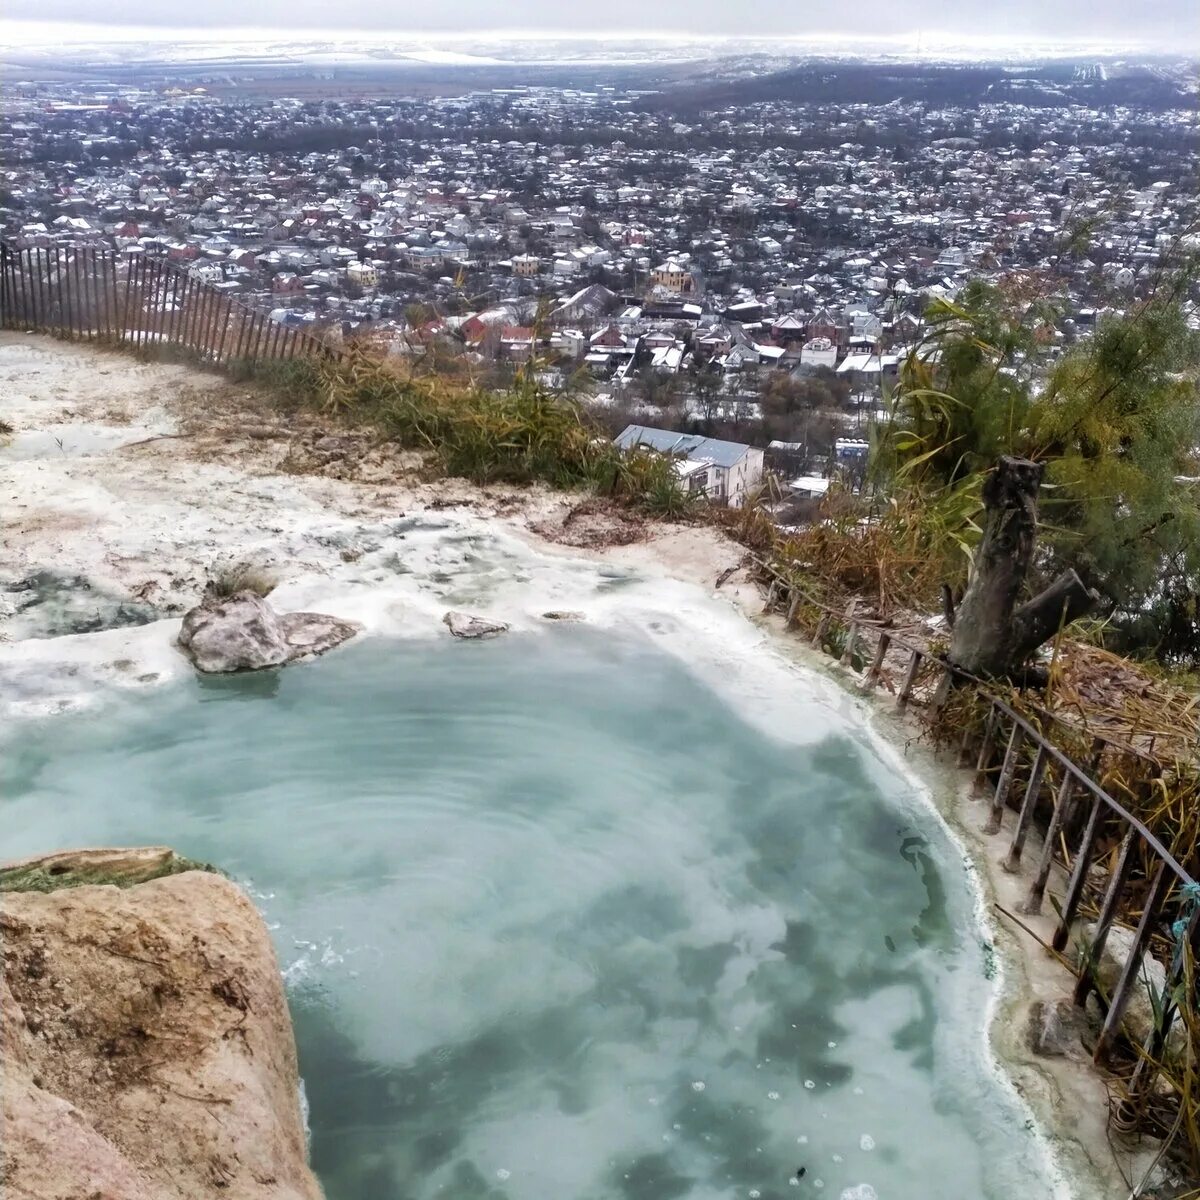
[442,611,510,639]
[178,590,357,673]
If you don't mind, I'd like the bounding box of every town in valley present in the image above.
[2,43,1196,509]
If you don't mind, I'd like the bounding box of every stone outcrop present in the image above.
[1083,922,1184,1056]
[178,590,357,673]
[1025,997,1092,1059]
[442,610,509,639]
[1,848,323,1200]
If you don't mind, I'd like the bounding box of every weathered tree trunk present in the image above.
[948,456,1099,679]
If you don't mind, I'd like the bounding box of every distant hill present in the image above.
[636,60,1194,112]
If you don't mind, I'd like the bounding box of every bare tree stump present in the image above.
[948,456,1099,679]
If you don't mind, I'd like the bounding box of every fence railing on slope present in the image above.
[756,557,1199,1113]
[0,241,339,371]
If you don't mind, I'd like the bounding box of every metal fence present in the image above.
[0,240,338,370]
[758,560,1199,1107]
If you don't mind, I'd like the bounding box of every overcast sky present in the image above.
[0,0,1192,46]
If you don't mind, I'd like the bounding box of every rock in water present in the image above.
[178,590,356,673]
[0,849,323,1200]
[443,610,509,639]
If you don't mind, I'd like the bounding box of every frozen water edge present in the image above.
[0,510,1075,1197]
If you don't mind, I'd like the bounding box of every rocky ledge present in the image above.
[1,847,322,1200]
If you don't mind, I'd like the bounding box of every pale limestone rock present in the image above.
[443,611,509,639]
[1083,922,1183,1055]
[178,590,356,673]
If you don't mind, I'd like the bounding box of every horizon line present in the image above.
[0,20,1193,54]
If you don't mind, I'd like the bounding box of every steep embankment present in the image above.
[1,847,322,1200]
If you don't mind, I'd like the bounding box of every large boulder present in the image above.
[0,849,323,1200]
[178,590,356,673]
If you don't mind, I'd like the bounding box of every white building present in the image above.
[614,425,764,508]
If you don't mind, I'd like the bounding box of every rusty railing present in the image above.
[760,561,1199,1103]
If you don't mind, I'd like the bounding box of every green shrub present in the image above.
[255,348,695,515]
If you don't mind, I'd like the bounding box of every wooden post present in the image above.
[247,310,264,363]
[973,702,998,789]
[126,256,141,349]
[153,259,170,347]
[118,254,135,347]
[63,247,75,336]
[1094,861,1171,1061]
[19,249,31,327]
[785,592,802,629]
[38,248,51,333]
[1021,770,1075,914]
[230,303,250,364]
[198,283,221,361]
[1052,795,1105,951]
[1004,745,1048,871]
[865,631,890,687]
[30,248,45,331]
[249,309,266,362]
[986,722,1024,835]
[164,268,184,350]
[897,649,922,709]
[214,296,234,364]
[0,243,10,326]
[183,274,203,354]
[64,247,76,338]
[811,611,831,649]
[839,600,859,666]
[840,622,859,667]
[103,248,119,340]
[184,274,203,352]
[1074,829,1137,1007]
[89,247,103,339]
[17,247,32,326]
[138,258,154,349]
[178,276,200,355]
[50,247,64,337]
[74,246,89,338]
[150,259,169,348]
[183,275,201,355]
[75,247,91,339]
[138,256,154,351]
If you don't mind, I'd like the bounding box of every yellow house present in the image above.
[649,259,694,294]
[346,260,378,288]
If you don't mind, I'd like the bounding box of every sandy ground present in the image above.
[0,334,1152,1197]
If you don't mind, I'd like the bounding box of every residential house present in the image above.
[614,425,765,508]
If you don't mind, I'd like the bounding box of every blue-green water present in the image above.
[2,630,1056,1200]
